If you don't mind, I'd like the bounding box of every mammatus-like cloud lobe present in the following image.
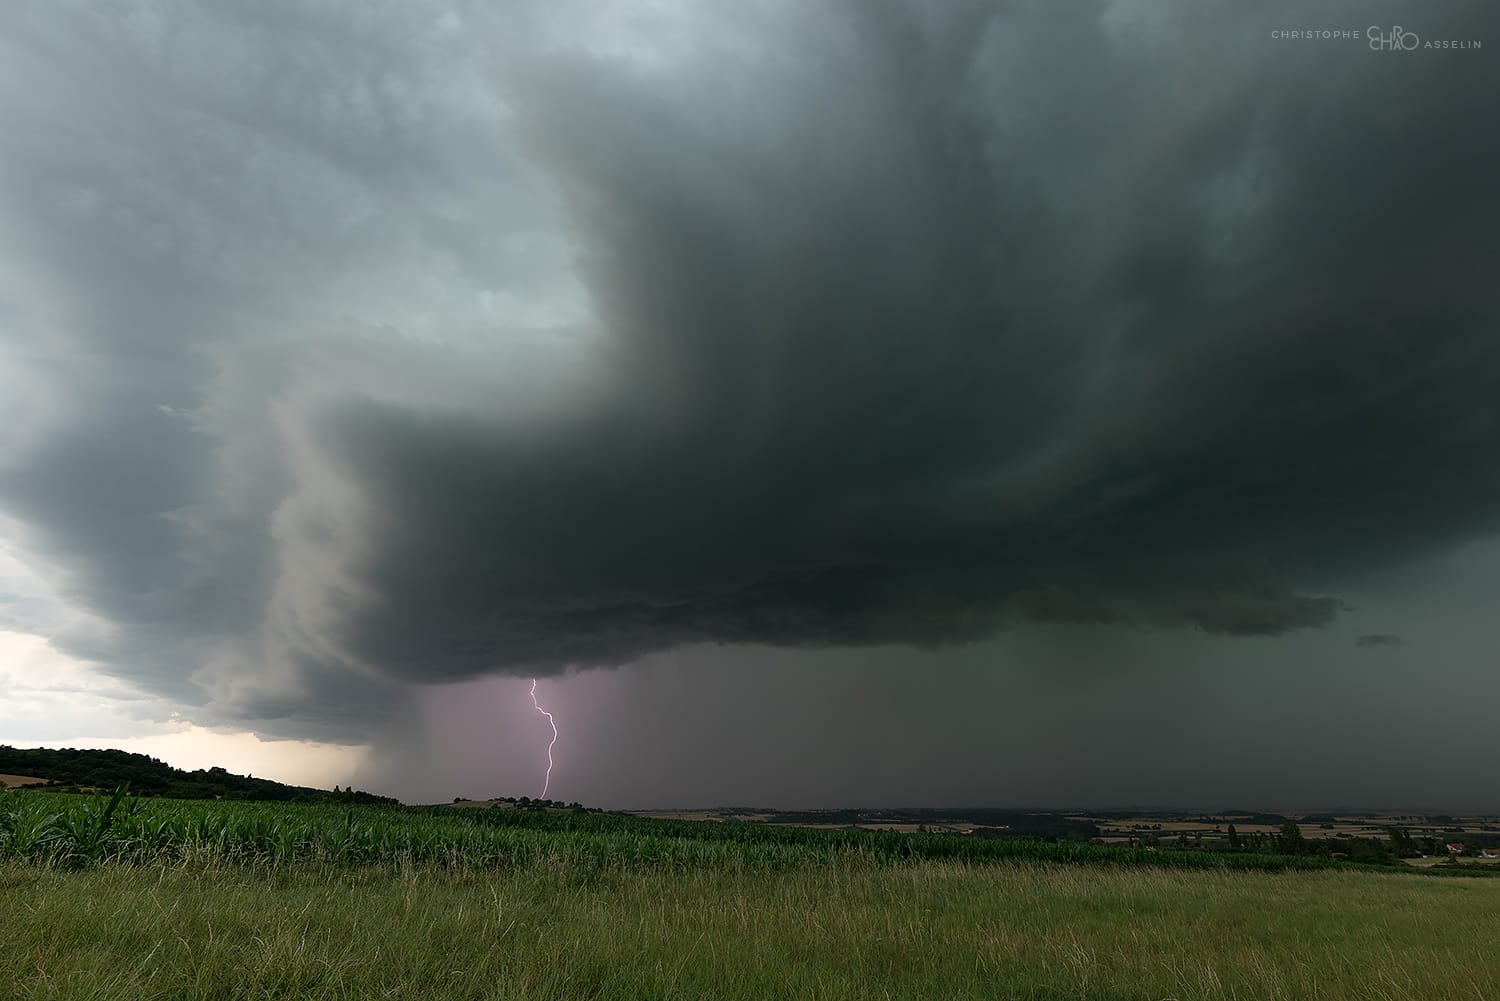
[0,0,1497,737]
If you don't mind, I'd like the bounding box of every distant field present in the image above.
[1405,854,1500,867]
[633,806,1500,858]
[1072,811,1500,844]
[4,790,1498,999]
[0,773,46,789]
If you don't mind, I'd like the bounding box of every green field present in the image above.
[1,789,1378,872]
[4,790,1498,1000]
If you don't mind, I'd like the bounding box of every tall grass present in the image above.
[5,858,1498,1000]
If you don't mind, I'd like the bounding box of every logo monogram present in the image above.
[1368,25,1420,50]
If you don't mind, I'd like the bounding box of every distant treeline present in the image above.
[0,746,396,804]
[1090,809,1294,827]
[757,808,1101,841]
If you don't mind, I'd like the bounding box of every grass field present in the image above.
[4,791,1498,1000]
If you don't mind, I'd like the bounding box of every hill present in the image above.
[0,745,394,804]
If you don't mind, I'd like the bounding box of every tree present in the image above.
[1276,822,1307,855]
[1227,823,1242,850]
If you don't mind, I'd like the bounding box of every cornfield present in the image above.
[0,786,1358,873]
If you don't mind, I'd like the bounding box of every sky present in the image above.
[2,0,1498,810]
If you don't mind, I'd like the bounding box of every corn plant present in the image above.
[0,787,1382,876]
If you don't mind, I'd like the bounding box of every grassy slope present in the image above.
[4,861,1497,1001]
[0,746,394,803]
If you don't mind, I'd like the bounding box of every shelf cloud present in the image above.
[1,0,1496,740]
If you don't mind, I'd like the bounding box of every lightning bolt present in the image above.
[529,678,557,799]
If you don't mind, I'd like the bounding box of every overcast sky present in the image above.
[2,0,1498,810]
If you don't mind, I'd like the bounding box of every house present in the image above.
[1445,843,1465,855]
[1481,848,1500,859]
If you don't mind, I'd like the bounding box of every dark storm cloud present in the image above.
[1,0,1498,735]
[326,0,1500,682]
[1355,634,1405,649]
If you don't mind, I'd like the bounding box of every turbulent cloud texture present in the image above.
[1,0,1497,739]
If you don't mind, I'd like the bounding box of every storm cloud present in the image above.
[1,0,1498,740]
[1355,634,1406,649]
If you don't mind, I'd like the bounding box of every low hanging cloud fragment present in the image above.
[1354,634,1406,650]
[0,0,1497,737]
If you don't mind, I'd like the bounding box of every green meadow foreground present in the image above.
[4,794,1498,1000]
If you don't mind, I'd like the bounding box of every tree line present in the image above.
[0,746,395,804]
